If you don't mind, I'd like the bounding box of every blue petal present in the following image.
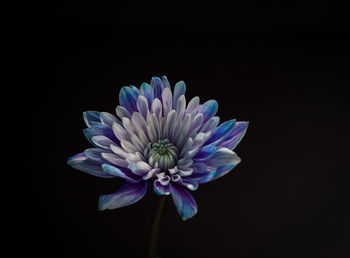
[98,182,147,210]
[83,122,119,146]
[205,147,241,167]
[83,111,101,128]
[119,86,140,113]
[170,183,197,220]
[172,81,186,109]
[198,100,218,123]
[219,121,249,150]
[102,164,141,183]
[154,180,171,195]
[67,153,114,178]
[180,178,199,191]
[140,82,154,109]
[161,75,171,89]
[193,145,216,162]
[151,77,164,100]
[205,119,236,146]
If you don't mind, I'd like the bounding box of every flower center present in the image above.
[147,139,178,171]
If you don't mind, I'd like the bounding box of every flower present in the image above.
[67,76,248,220]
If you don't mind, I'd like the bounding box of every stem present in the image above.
[148,195,167,258]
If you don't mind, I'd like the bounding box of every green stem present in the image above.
[148,195,167,258]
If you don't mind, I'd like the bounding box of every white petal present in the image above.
[122,117,137,135]
[186,96,200,116]
[112,122,131,141]
[101,153,129,168]
[176,95,186,120]
[151,98,162,118]
[110,144,128,159]
[116,106,131,120]
[121,140,138,153]
[136,95,149,119]
[162,87,172,117]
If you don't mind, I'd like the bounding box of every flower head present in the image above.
[67,76,248,220]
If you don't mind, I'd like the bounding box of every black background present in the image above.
[8,1,350,258]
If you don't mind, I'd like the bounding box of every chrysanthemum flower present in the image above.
[67,76,248,220]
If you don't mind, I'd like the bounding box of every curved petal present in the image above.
[100,112,119,128]
[170,183,198,220]
[180,178,199,191]
[136,95,149,118]
[198,99,218,123]
[154,180,171,195]
[83,111,100,128]
[102,164,141,183]
[83,122,119,146]
[84,148,105,161]
[219,121,249,150]
[208,163,237,182]
[92,135,116,150]
[119,86,139,114]
[67,153,114,178]
[98,182,147,210]
[205,147,241,167]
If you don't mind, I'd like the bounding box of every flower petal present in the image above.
[161,75,171,89]
[205,119,236,146]
[154,180,171,195]
[140,82,154,109]
[100,112,119,128]
[91,135,116,150]
[198,99,218,123]
[172,81,186,109]
[101,153,129,168]
[170,183,198,220]
[193,145,216,162]
[128,161,152,176]
[84,148,105,161]
[67,153,114,178]
[119,86,139,113]
[136,95,149,119]
[205,147,241,167]
[151,76,164,100]
[101,164,141,183]
[83,111,100,128]
[219,121,249,150]
[115,106,131,120]
[98,182,147,210]
[83,122,119,146]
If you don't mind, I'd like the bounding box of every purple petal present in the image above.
[102,164,141,183]
[83,122,119,146]
[193,145,216,162]
[67,153,114,178]
[151,77,164,100]
[119,86,140,114]
[100,112,119,128]
[205,119,236,146]
[91,135,116,150]
[136,95,149,118]
[198,99,218,123]
[180,178,199,191]
[170,183,198,220]
[208,164,237,182]
[83,111,100,128]
[219,121,249,150]
[98,182,147,210]
[84,148,105,161]
[154,180,171,195]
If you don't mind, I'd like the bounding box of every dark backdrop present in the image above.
[9,1,350,258]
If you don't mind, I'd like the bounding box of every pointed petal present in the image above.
[84,148,105,161]
[98,182,147,210]
[101,153,129,168]
[67,153,114,178]
[128,161,152,176]
[205,147,241,167]
[200,116,220,133]
[209,164,237,182]
[219,121,249,150]
[186,96,200,116]
[170,183,197,220]
[83,122,119,145]
[91,135,116,150]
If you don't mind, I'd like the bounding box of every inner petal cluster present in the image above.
[145,139,178,171]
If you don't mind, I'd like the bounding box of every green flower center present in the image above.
[146,139,178,171]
